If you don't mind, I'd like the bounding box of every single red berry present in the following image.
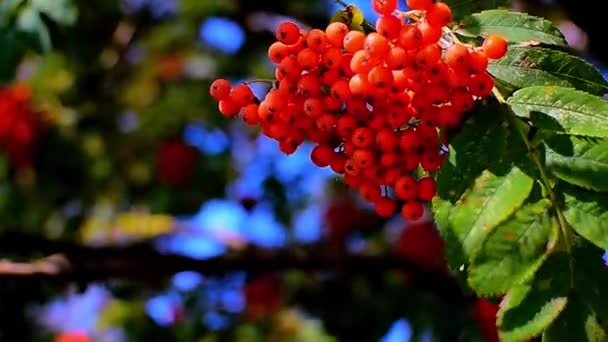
[406,0,433,10]
[209,79,231,100]
[276,21,301,45]
[311,144,334,167]
[372,0,398,15]
[401,200,424,221]
[426,2,453,27]
[375,196,397,217]
[417,177,436,201]
[395,175,418,201]
[482,34,508,59]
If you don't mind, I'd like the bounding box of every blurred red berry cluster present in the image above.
[0,84,40,170]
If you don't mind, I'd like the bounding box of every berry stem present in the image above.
[493,87,575,285]
[244,79,276,85]
[394,10,423,23]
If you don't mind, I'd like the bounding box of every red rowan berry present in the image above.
[326,22,349,48]
[376,15,402,40]
[276,22,301,45]
[375,196,397,217]
[386,46,409,70]
[343,31,366,53]
[375,128,399,150]
[401,201,424,221]
[401,151,421,171]
[395,175,418,201]
[277,55,302,81]
[450,87,474,113]
[373,0,398,15]
[359,181,382,203]
[399,129,419,153]
[426,2,453,27]
[438,104,461,129]
[344,173,364,188]
[468,50,489,74]
[230,84,254,106]
[352,127,375,148]
[219,99,240,118]
[268,42,290,64]
[210,79,231,100]
[307,29,329,53]
[368,65,394,91]
[303,97,324,117]
[415,44,441,69]
[398,24,423,50]
[279,138,299,154]
[322,47,343,69]
[311,144,334,167]
[258,101,275,123]
[330,79,353,101]
[316,113,336,131]
[383,167,401,186]
[288,33,307,54]
[365,32,390,58]
[298,74,322,97]
[297,48,320,70]
[324,95,342,112]
[444,44,471,69]
[336,115,358,138]
[380,151,400,167]
[406,0,433,10]
[344,158,361,176]
[482,34,508,59]
[352,148,376,169]
[349,74,370,96]
[330,152,348,173]
[386,105,413,128]
[351,50,377,75]
[265,89,287,113]
[418,22,442,45]
[268,123,290,142]
[241,103,260,125]
[468,72,494,97]
[420,151,444,171]
[417,177,436,201]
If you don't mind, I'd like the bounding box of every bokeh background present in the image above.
[0,0,606,341]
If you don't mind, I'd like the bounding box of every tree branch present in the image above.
[0,232,465,302]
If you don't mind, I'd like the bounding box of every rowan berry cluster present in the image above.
[0,84,40,170]
[210,0,507,221]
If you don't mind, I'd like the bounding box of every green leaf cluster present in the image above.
[436,5,608,341]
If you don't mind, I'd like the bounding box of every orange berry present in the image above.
[482,34,508,59]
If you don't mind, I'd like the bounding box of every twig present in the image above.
[0,232,465,301]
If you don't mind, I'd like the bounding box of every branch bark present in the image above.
[0,232,465,302]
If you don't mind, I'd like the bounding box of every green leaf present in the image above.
[468,200,558,296]
[0,0,24,25]
[457,10,566,45]
[574,244,608,332]
[0,28,27,82]
[443,0,509,21]
[497,253,570,342]
[31,0,77,26]
[562,186,608,250]
[436,104,511,202]
[542,294,608,342]
[489,47,608,95]
[448,165,534,262]
[544,135,608,192]
[508,86,608,138]
[16,6,50,53]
